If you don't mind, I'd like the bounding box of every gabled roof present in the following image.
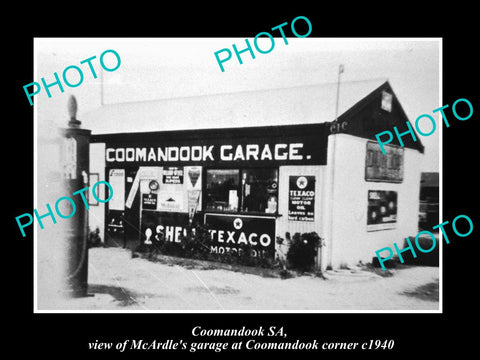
[82,78,388,135]
[86,78,424,154]
[336,81,424,153]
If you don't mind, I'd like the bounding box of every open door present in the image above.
[105,167,141,249]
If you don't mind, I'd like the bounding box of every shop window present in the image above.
[366,150,374,166]
[241,168,278,213]
[380,153,387,169]
[390,154,398,170]
[205,169,240,212]
[205,168,278,214]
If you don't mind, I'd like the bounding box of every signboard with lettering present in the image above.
[367,190,398,231]
[141,212,190,244]
[126,166,161,208]
[103,128,328,167]
[142,193,157,210]
[288,175,315,222]
[204,213,275,259]
[158,191,184,212]
[108,169,125,211]
[163,167,183,184]
[365,141,404,183]
[140,212,275,260]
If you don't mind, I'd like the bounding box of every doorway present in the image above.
[105,167,141,250]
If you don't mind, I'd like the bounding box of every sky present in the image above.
[34,37,440,171]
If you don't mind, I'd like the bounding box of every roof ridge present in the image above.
[85,77,389,112]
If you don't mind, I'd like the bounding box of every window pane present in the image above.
[242,168,278,213]
[205,169,240,212]
[366,150,373,166]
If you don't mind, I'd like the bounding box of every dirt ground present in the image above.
[37,247,440,311]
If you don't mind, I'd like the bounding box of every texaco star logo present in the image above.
[296,176,308,189]
[233,218,243,230]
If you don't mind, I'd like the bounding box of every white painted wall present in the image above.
[324,134,423,268]
[89,143,106,242]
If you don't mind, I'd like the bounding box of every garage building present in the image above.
[85,79,424,270]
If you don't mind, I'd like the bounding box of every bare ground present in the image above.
[37,247,440,311]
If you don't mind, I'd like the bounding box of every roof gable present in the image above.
[335,81,424,153]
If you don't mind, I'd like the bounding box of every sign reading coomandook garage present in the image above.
[105,139,320,165]
[89,80,426,270]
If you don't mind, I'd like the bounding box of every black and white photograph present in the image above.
[33,37,441,312]
[9,8,478,357]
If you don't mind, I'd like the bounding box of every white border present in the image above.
[33,40,39,312]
